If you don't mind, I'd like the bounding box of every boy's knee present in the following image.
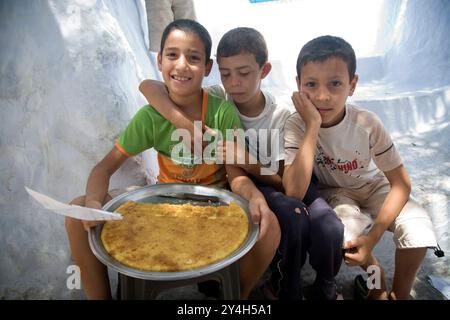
[69,195,85,206]
[321,214,344,235]
[310,206,344,242]
[269,192,307,214]
[268,191,284,201]
[267,191,286,209]
[65,215,82,232]
[262,212,281,247]
[310,199,341,224]
[269,192,309,233]
[269,211,281,237]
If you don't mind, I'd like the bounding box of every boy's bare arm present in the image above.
[228,140,283,190]
[283,91,321,200]
[139,79,193,131]
[226,164,274,241]
[85,147,128,209]
[80,147,128,230]
[344,164,411,266]
[240,160,283,191]
[219,137,283,190]
[360,164,411,245]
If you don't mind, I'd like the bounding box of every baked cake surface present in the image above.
[101,200,249,271]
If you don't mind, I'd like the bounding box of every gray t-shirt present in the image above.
[284,104,403,189]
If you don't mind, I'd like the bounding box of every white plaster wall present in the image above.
[0,0,158,299]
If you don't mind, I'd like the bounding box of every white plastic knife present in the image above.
[25,187,122,221]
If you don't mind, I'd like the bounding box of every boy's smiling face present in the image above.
[298,56,358,128]
[218,53,270,106]
[158,29,212,101]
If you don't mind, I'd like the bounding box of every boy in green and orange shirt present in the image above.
[65,19,280,300]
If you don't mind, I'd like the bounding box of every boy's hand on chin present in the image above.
[291,91,322,128]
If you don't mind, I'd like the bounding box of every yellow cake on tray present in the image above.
[101,200,249,272]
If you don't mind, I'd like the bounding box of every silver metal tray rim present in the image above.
[88,183,259,281]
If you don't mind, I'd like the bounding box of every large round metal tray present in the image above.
[88,183,259,281]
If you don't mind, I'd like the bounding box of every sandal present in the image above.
[354,275,369,300]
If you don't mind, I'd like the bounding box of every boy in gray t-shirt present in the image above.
[284,35,437,300]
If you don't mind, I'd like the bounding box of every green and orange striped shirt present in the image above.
[115,90,243,187]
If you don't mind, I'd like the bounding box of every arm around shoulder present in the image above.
[139,79,193,130]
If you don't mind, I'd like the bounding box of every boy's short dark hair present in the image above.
[296,35,356,81]
[160,19,212,65]
[217,27,268,67]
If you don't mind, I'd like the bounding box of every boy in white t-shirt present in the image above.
[283,35,437,299]
[139,28,344,300]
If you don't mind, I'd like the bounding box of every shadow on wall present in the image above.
[356,87,450,137]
